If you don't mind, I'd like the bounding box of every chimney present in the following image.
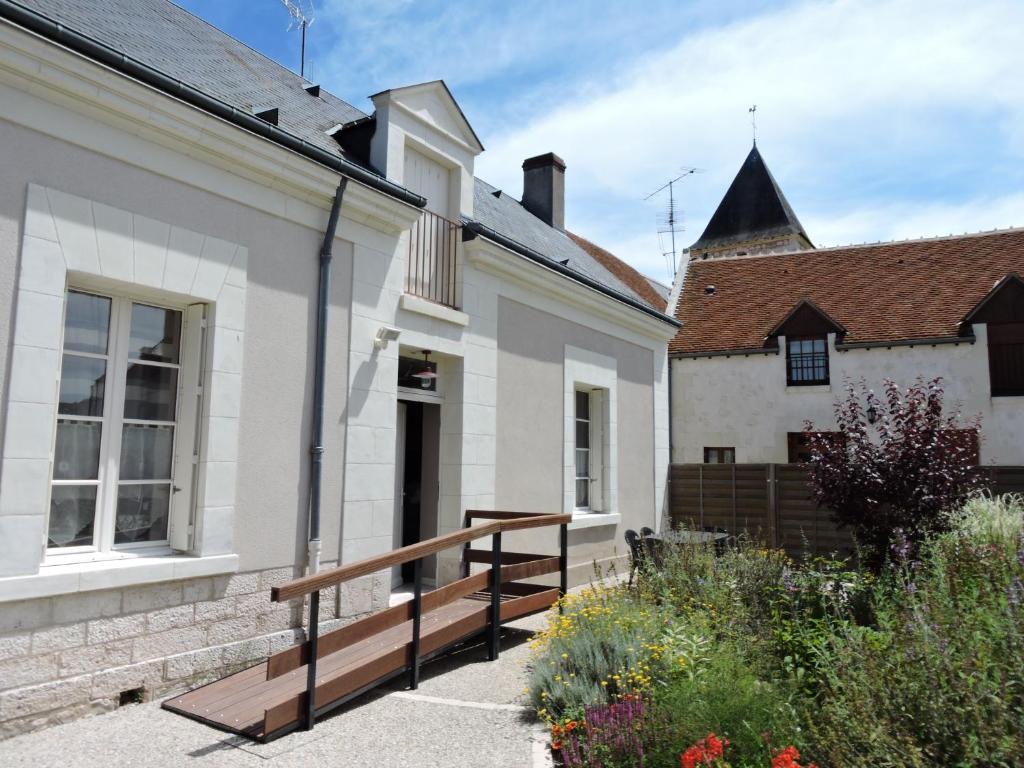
[521,153,566,230]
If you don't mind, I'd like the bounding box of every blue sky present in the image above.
[178,0,1024,284]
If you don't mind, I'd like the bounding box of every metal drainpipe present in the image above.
[308,178,348,575]
[664,355,673,535]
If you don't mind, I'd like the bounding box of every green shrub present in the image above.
[808,494,1024,766]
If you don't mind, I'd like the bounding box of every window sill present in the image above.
[568,512,621,531]
[399,293,468,326]
[785,384,831,393]
[0,553,239,603]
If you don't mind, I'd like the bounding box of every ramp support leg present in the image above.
[410,557,422,689]
[304,589,320,731]
[488,531,502,661]
[559,523,568,613]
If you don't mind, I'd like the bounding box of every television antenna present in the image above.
[279,0,315,78]
[644,167,701,277]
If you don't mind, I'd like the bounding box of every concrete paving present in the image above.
[0,613,554,768]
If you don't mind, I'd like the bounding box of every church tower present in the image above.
[689,145,812,261]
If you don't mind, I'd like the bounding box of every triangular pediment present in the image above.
[372,80,483,154]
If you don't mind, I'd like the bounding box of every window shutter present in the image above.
[169,303,207,551]
[590,389,604,511]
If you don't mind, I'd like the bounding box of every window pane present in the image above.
[119,424,174,480]
[115,484,170,544]
[63,291,110,355]
[575,448,589,477]
[575,390,589,420]
[53,420,102,480]
[723,449,735,464]
[575,419,590,448]
[58,355,107,416]
[575,479,589,509]
[48,485,96,548]
[706,448,719,463]
[124,364,178,421]
[129,304,181,363]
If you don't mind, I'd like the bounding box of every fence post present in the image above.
[304,589,320,731]
[409,557,422,690]
[767,464,779,549]
[559,523,568,612]
[698,464,704,529]
[488,531,502,661]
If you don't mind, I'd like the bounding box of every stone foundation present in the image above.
[0,564,388,739]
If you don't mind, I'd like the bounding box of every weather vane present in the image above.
[749,104,757,145]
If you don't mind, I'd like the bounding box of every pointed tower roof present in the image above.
[691,145,811,252]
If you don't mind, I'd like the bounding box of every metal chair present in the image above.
[702,525,731,555]
[624,529,644,586]
[640,526,655,538]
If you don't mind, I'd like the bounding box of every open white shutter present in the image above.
[169,303,207,551]
[590,389,604,512]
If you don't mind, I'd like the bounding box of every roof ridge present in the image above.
[686,225,1024,266]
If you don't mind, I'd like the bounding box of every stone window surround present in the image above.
[0,184,244,593]
[563,345,619,529]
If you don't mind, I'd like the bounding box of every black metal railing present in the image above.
[407,210,459,309]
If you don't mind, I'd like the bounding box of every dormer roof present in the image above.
[371,80,484,154]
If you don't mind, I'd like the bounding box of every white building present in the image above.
[670,146,1024,466]
[0,0,676,736]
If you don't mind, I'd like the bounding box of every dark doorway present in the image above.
[394,400,441,586]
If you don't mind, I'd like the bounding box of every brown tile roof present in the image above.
[670,228,1024,355]
[567,232,668,311]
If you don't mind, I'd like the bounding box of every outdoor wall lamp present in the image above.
[373,326,401,350]
[866,405,880,424]
[411,350,438,389]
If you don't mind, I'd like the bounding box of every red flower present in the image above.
[771,745,817,768]
[680,733,728,768]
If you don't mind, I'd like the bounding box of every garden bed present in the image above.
[526,495,1024,767]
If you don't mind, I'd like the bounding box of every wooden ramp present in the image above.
[163,511,569,742]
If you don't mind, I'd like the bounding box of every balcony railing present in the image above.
[406,210,460,309]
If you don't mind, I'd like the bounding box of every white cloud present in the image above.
[473,0,1024,282]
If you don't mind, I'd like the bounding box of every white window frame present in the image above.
[574,388,607,512]
[0,184,246,584]
[563,346,617,518]
[46,288,206,564]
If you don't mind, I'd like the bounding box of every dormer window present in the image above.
[786,336,829,386]
[766,299,844,388]
[962,273,1024,397]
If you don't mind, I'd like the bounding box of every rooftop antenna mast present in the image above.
[644,167,701,277]
[279,0,315,78]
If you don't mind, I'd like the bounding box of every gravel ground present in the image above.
[0,612,553,768]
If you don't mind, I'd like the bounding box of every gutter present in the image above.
[0,0,426,210]
[673,333,977,359]
[672,346,779,359]
[835,335,975,351]
[462,220,681,327]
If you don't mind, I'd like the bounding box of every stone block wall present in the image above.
[0,564,386,739]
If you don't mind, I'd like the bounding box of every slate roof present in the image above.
[18,0,366,160]
[11,0,668,317]
[690,145,811,252]
[671,229,1024,355]
[472,180,666,311]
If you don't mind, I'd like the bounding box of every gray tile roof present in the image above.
[18,0,367,160]
[14,0,665,314]
[471,179,659,309]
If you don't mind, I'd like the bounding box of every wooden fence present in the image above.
[669,464,1024,558]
